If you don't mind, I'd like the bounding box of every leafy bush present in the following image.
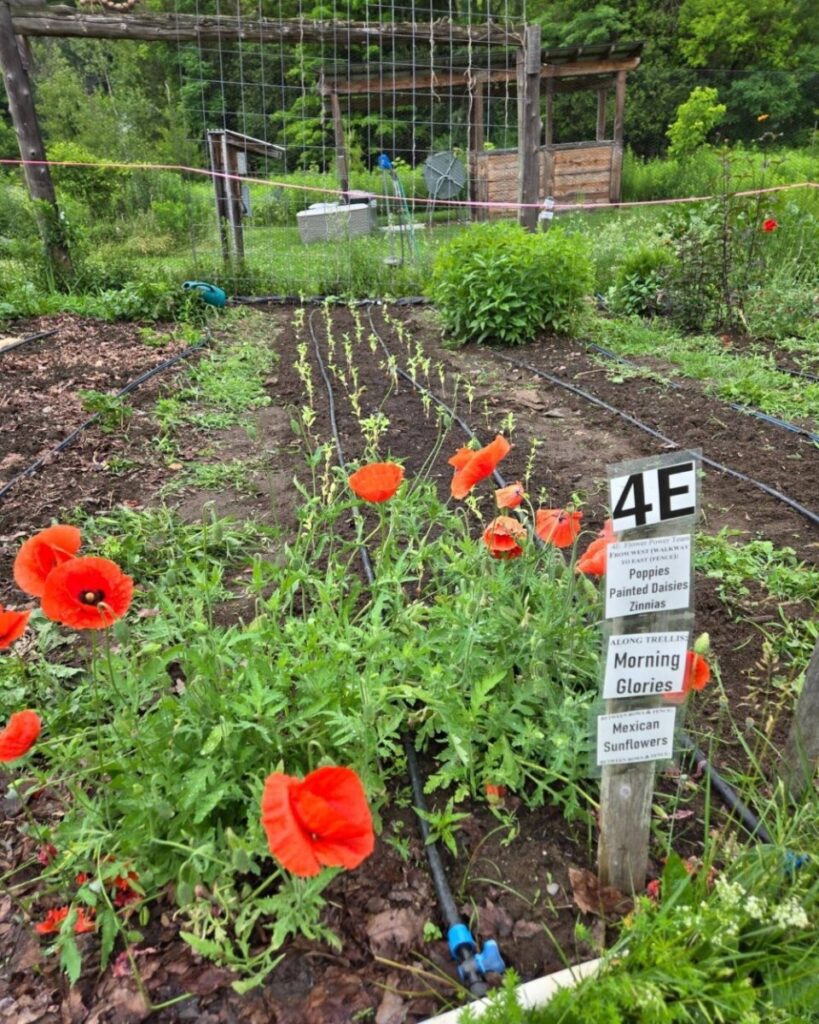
[609,245,675,317]
[666,86,727,160]
[48,140,127,216]
[429,222,593,345]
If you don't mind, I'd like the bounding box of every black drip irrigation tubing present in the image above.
[0,327,60,357]
[491,350,819,530]
[0,334,211,506]
[306,307,502,1000]
[232,294,430,308]
[364,307,781,852]
[586,342,819,444]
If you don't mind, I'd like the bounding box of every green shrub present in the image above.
[609,245,675,317]
[429,222,593,345]
[49,140,127,216]
[666,86,727,160]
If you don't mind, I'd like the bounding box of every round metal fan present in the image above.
[423,151,467,201]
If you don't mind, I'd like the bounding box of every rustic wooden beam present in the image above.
[328,90,349,199]
[517,24,541,231]
[0,0,72,278]
[9,5,522,45]
[467,78,484,219]
[596,87,607,141]
[609,68,627,202]
[542,56,640,79]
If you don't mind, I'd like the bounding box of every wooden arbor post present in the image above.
[610,69,627,202]
[517,23,541,231]
[0,0,72,279]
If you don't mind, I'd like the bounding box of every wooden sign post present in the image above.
[597,452,701,892]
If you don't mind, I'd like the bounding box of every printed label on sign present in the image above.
[605,535,692,619]
[597,706,677,765]
[603,631,690,699]
[610,459,697,532]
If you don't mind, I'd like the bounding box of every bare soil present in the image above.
[0,306,816,1023]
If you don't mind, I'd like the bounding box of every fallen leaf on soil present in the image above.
[512,919,543,941]
[304,967,374,1024]
[508,388,545,410]
[375,976,407,1024]
[365,907,425,957]
[568,867,632,917]
[474,899,514,940]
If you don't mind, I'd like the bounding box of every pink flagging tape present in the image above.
[1,157,816,212]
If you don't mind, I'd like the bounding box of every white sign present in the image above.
[610,459,697,533]
[603,631,689,699]
[597,706,677,766]
[605,535,692,619]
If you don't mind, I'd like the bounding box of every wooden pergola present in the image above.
[320,38,643,217]
[0,3,641,273]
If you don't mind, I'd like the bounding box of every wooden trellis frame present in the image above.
[1,2,642,264]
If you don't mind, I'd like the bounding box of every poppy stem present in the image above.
[89,632,112,827]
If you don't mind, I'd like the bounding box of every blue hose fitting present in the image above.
[447,924,506,980]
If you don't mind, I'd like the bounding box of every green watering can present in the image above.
[183,281,227,307]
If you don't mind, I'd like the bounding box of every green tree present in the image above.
[678,0,799,69]
[666,86,726,158]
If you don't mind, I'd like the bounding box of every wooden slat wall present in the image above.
[475,142,615,217]
[550,144,612,205]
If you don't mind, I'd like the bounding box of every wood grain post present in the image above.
[0,0,72,279]
[596,87,607,141]
[599,759,655,890]
[329,90,349,201]
[467,79,484,220]
[517,24,541,231]
[610,69,626,202]
[782,636,819,799]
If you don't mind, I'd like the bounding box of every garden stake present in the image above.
[307,307,506,1000]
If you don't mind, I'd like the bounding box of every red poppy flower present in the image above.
[13,525,81,598]
[37,843,58,866]
[0,606,31,650]
[663,651,711,704]
[485,783,508,805]
[40,556,133,630]
[347,462,405,503]
[495,482,524,509]
[535,508,583,548]
[75,872,89,886]
[450,435,511,500]
[482,516,526,559]
[0,709,41,762]
[35,906,96,935]
[762,219,778,232]
[261,766,375,878]
[448,447,474,471]
[575,519,616,577]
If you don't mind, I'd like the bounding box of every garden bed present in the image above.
[0,306,816,1022]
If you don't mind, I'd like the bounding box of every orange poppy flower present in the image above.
[450,435,511,500]
[41,556,133,630]
[448,447,474,471]
[534,508,583,548]
[35,905,96,935]
[13,525,82,598]
[495,482,524,509]
[261,765,375,878]
[347,462,405,503]
[0,709,41,762]
[663,651,711,704]
[0,606,31,650]
[482,516,526,559]
[575,519,616,576]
